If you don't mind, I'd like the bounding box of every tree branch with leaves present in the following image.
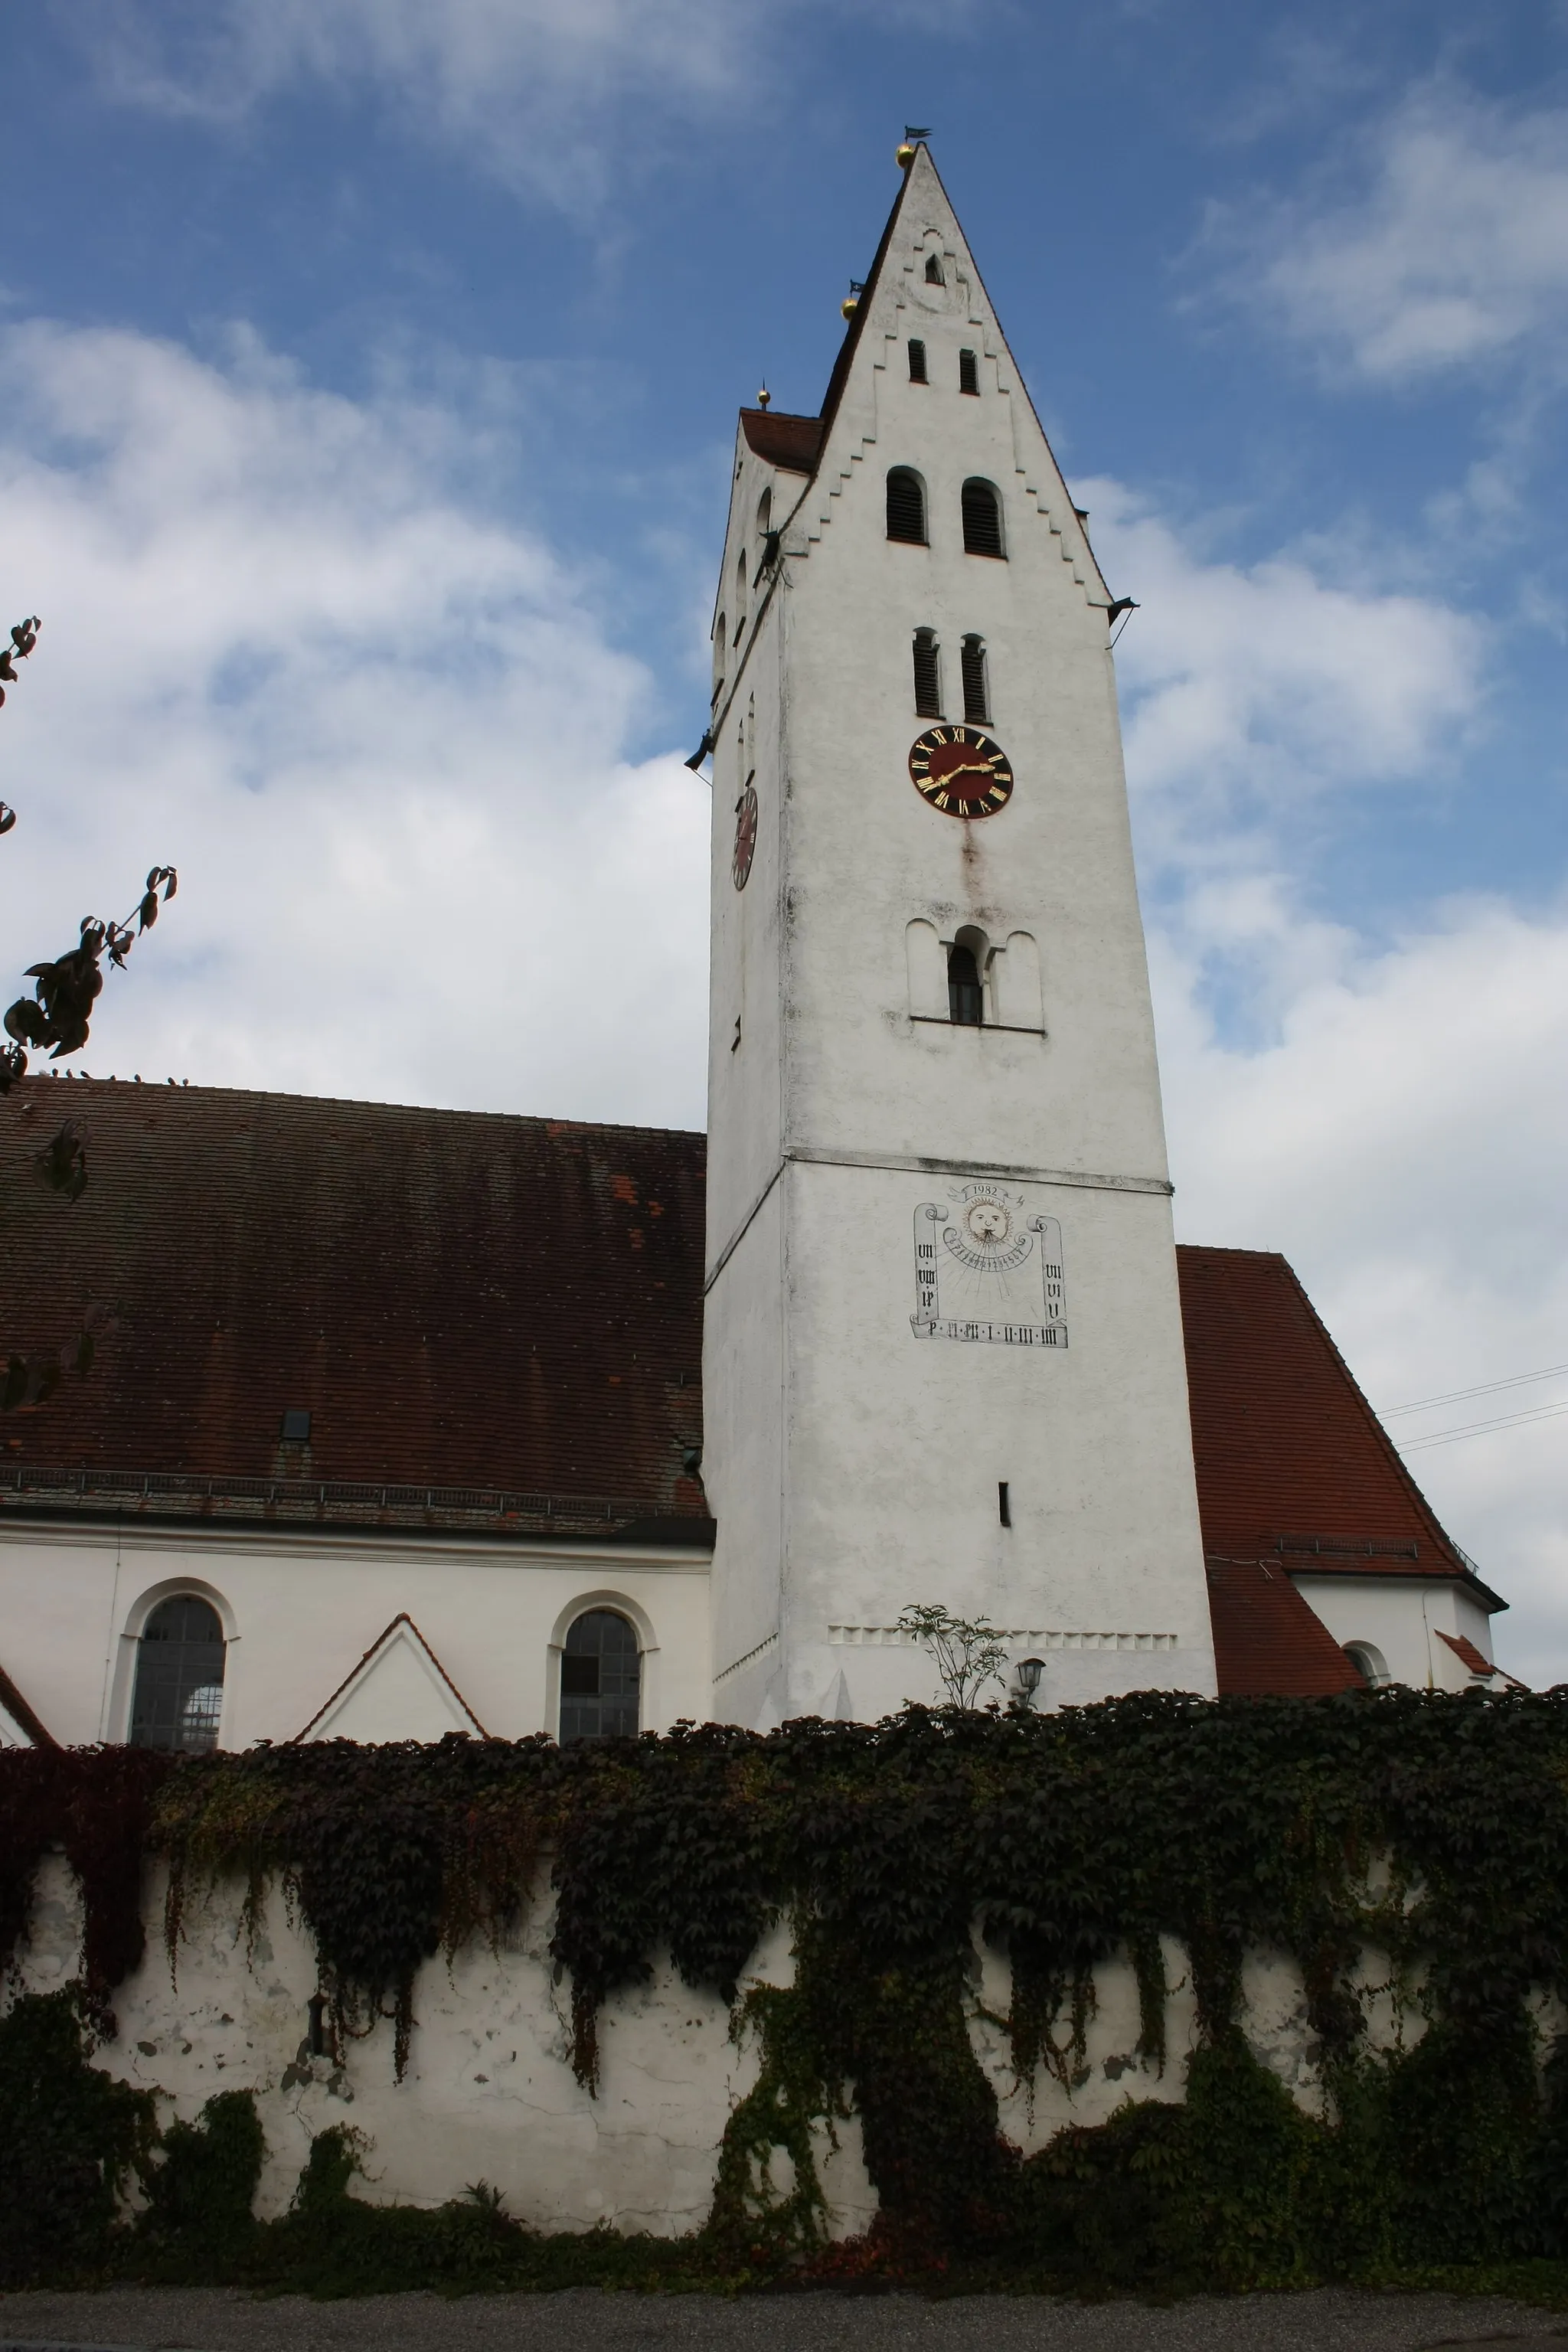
[0,613,177,1406]
[899,1602,1011,1710]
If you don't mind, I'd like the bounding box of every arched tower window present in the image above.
[925,252,944,285]
[560,1609,641,1743]
[959,348,979,396]
[733,550,748,643]
[756,486,772,542]
[712,614,727,705]
[962,479,1004,558]
[947,942,984,1027]
[887,468,927,545]
[130,1595,227,1753]
[907,339,928,384]
[961,634,990,724]
[912,627,942,717]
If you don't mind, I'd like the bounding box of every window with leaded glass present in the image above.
[130,1595,227,1753]
[559,1609,641,1743]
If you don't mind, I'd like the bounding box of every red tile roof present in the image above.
[1177,1244,1471,1585]
[1204,1558,1365,1698]
[1435,1628,1493,1676]
[0,1080,708,1538]
[740,410,825,474]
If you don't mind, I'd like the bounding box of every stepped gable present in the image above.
[1176,1243,1475,1587]
[0,1079,707,1537]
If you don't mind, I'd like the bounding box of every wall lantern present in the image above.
[1014,1657,1044,1709]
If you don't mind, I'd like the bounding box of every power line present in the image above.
[1396,1399,1568,1453]
[1381,1361,1568,1418]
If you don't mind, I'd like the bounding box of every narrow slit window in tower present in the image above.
[962,479,1004,558]
[886,468,927,545]
[961,634,990,724]
[733,550,748,642]
[913,628,942,717]
[947,942,983,1027]
[959,347,980,396]
[908,339,928,384]
[926,252,944,284]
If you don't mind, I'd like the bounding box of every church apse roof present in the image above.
[1178,1243,1485,1599]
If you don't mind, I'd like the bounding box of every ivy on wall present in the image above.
[6,1689,1568,2291]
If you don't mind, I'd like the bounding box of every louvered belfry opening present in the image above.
[925,251,944,284]
[947,943,984,1027]
[962,479,1004,557]
[913,628,942,717]
[887,468,927,545]
[908,338,928,384]
[961,634,989,724]
[959,347,980,396]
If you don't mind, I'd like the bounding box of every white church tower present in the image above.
[702,143,1217,1726]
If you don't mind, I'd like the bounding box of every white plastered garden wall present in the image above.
[11,1849,1432,2234]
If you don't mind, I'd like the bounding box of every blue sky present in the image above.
[2,0,1565,1674]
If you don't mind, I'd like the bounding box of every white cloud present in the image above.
[71,0,956,207]
[1083,478,1484,906]
[0,318,710,1127]
[1219,88,1568,382]
[1158,897,1568,1687]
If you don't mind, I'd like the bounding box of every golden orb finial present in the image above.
[757,384,771,410]
[896,141,916,169]
[841,294,859,320]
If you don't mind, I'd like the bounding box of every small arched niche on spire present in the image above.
[925,251,945,285]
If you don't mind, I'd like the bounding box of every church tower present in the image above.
[702,145,1217,1726]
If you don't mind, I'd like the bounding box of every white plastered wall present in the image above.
[1292,1573,1500,1692]
[0,1522,713,1748]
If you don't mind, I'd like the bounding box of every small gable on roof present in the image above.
[295,1615,488,1744]
[1206,1559,1365,1699]
[0,1661,56,1748]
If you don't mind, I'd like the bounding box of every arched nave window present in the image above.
[1344,1642,1391,1690]
[560,1609,641,1743]
[886,468,927,545]
[129,1594,227,1753]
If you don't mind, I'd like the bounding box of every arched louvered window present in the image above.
[908,339,928,384]
[962,479,1004,558]
[560,1609,641,1743]
[947,943,984,1027]
[959,348,980,397]
[925,252,944,285]
[733,550,748,643]
[130,1595,227,1753]
[913,628,942,718]
[887,468,927,545]
[961,634,990,724]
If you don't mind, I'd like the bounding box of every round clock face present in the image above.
[731,783,759,890]
[908,726,1014,820]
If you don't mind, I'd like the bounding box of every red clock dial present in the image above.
[908,726,1014,819]
[732,782,759,889]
